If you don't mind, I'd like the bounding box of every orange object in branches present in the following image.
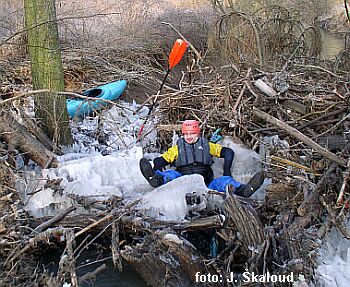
[137,39,188,141]
[168,39,188,69]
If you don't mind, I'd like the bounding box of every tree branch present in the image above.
[253,108,347,166]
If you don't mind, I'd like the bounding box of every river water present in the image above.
[319,29,345,60]
[42,246,147,286]
[78,261,146,287]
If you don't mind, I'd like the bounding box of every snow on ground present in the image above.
[46,150,147,198]
[16,99,265,221]
[141,174,208,220]
[311,220,350,287]
[14,97,350,286]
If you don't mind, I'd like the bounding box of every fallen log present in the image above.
[172,215,223,230]
[277,164,339,264]
[19,110,56,152]
[32,205,76,234]
[224,195,264,249]
[253,108,347,166]
[0,110,57,168]
[121,229,218,287]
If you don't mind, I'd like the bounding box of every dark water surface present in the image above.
[42,247,147,287]
[78,259,146,287]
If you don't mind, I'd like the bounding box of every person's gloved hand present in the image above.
[210,128,223,143]
[208,176,241,193]
[155,170,182,184]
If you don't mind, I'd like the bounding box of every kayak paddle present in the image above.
[137,39,188,141]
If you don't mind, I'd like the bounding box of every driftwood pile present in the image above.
[0,47,350,286]
[0,161,40,286]
[147,60,349,284]
[82,59,349,285]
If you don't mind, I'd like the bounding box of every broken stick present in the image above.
[336,158,350,205]
[270,155,322,175]
[232,68,250,115]
[32,205,76,234]
[0,110,57,168]
[253,108,347,166]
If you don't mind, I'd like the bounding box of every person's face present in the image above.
[183,132,199,144]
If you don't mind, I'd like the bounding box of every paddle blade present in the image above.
[168,39,188,69]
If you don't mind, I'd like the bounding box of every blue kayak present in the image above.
[67,80,127,117]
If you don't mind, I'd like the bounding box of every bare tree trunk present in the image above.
[0,110,57,168]
[24,0,72,146]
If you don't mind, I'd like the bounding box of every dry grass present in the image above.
[206,5,323,68]
[210,0,338,24]
[0,1,348,94]
[0,0,213,96]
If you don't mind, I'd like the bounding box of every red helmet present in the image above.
[181,120,200,135]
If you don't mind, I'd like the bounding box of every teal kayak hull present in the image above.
[66,80,127,117]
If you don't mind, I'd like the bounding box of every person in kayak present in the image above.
[139,119,264,197]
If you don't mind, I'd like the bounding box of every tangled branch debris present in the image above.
[1,5,350,286]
